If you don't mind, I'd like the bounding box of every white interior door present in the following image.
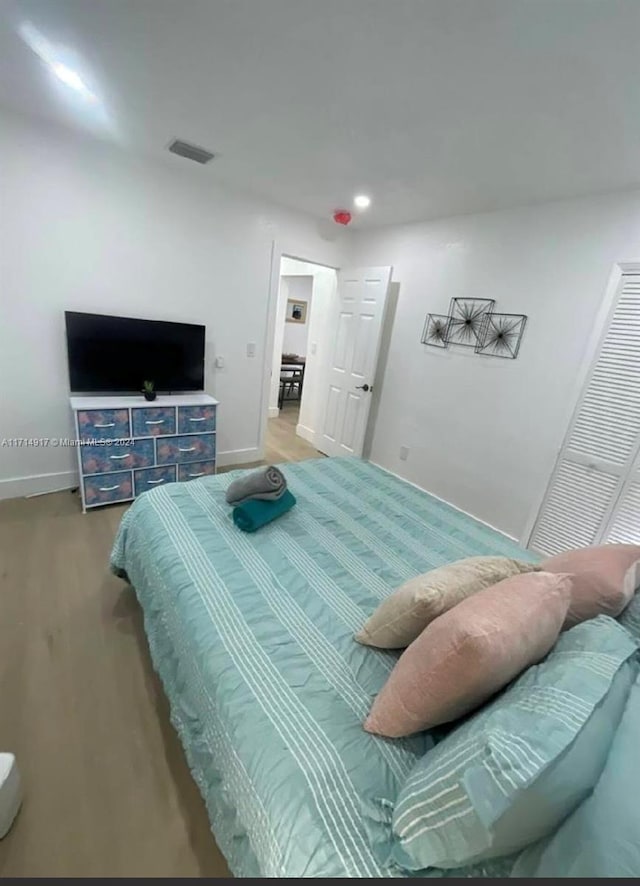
[315,266,391,457]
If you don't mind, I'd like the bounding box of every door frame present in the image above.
[257,242,339,460]
[521,260,640,549]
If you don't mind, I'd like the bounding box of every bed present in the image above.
[110,456,540,877]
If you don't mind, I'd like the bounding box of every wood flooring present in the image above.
[0,405,321,877]
[262,402,322,466]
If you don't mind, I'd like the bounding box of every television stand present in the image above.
[70,393,218,512]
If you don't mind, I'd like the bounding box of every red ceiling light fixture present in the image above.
[333,209,352,226]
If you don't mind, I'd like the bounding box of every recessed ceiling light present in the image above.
[51,62,97,101]
[354,194,371,210]
[18,23,99,103]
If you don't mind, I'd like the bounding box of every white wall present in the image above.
[282,276,313,357]
[351,191,640,540]
[0,109,348,498]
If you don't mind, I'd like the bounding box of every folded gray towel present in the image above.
[225,465,287,506]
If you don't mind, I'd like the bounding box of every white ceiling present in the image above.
[2,0,640,227]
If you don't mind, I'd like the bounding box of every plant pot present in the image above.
[143,391,157,402]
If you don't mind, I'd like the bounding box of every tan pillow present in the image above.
[542,544,640,628]
[355,556,539,649]
[363,571,572,738]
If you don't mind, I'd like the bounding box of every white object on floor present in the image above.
[0,753,22,838]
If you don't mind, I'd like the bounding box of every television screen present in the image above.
[65,311,205,393]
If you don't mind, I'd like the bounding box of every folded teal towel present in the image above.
[232,489,296,532]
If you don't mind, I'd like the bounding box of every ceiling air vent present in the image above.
[167,139,215,165]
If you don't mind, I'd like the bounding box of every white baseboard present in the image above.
[268,406,280,419]
[216,447,262,468]
[0,470,77,501]
[295,423,315,445]
[369,460,519,544]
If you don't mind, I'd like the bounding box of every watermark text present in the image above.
[1,437,134,448]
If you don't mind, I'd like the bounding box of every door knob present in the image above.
[355,383,370,392]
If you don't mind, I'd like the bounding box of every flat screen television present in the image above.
[65,311,205,393]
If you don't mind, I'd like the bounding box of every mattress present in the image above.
[110,457,537,877]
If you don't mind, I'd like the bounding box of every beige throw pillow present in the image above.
[355,556,539,649]
[364,571,572,738]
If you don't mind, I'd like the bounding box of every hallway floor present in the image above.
[264,402,322,463]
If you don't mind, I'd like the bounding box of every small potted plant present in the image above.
[142,380,157,402]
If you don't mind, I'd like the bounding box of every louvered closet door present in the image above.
[530,272,640,555]
[604,465,640,543]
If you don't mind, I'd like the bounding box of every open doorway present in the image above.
[266,256,338,462]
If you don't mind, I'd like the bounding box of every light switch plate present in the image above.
[399,445,409,461]
[246,342,256,358]
[215,356,225,369]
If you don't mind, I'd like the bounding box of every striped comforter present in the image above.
[110,457,536,877]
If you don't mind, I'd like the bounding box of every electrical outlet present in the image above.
[215,356,225,369]
[310,341,317,356]
[399,445,410,461]
[246,342,256,358]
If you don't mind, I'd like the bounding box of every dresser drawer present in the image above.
[177,404,217,434]
[178,460,216,482]
[77,409,130,441]
[84,471,133,506]
[134,464,176,496]
[132,406,176,437]
[156,433,216,465]
[80,438,155,474]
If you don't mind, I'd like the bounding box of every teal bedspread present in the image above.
[110,457,537,877]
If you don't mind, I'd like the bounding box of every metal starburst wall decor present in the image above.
[447,298,495,348]
[421,313,450,349]
[421,297,527,360]
[476,313,527,359]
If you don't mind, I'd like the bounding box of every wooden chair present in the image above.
[279,365,304,408]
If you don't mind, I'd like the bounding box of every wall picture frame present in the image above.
[286,299,307,324]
